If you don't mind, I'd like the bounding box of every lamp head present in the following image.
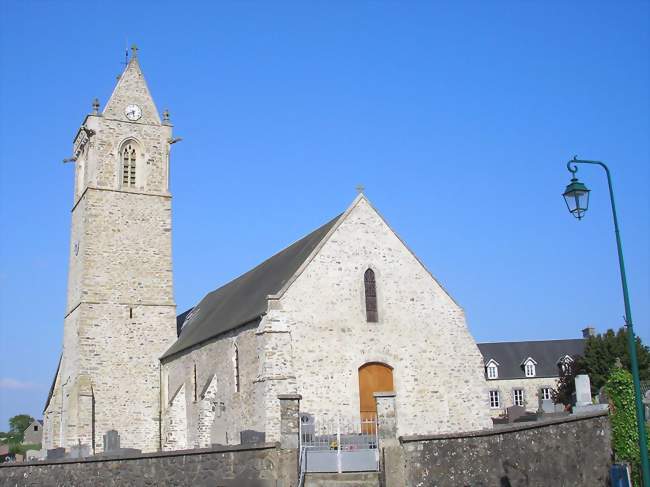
[563,176,590,220]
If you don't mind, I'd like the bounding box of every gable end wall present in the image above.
[277,197,492,435]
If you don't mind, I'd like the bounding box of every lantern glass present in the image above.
[563,178,590,220]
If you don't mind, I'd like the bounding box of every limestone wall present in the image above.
[275,197,492,437]
[47,126,176,454]
[77,189,174,305]
[161,322,264,448]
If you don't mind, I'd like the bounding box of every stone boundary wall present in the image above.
[0,443,297,487]
[397,411,611,487]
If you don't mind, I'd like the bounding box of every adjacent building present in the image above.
[22,420,43,445]
[477,331,590,416]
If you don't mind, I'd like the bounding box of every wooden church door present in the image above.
[358,363,394,422]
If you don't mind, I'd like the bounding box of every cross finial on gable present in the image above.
[131,44,139,59]
[356,184,365,194]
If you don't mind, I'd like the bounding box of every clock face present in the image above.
[125,104,142,121]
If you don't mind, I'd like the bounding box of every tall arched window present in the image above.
[122,142,137,187]
[364,268,378,322]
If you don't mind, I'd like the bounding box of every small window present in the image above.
[364,269,378,322]
[234,344,240,393]
[193,364,198,401]
[541,387,552,401]
[487,364,498,379]
[513,389,524,407]
[34,425,38,431]
[489,390,500,408]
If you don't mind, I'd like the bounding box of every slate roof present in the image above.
[162,213,342,360]
[477,339,585,380]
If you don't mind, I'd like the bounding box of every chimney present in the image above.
[582,327,596,338]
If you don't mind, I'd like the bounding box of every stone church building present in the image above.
[43,51,492,453]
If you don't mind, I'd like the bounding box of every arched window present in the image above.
[364,269,378,322]
[121,142,137,187]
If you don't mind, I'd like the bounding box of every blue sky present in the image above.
[0,1,648,429]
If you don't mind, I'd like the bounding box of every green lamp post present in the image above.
[563,156,649,485]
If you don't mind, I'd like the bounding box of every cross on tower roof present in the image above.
[356,184,365,194]
[131,44,139,58]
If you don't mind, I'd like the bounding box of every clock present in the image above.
[125,104,142,121]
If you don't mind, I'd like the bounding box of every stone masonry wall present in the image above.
[44,55,177,453]
[162,384,187,450]
[162,321,263,449]
[276,196,492,437]
[400,412,611,486]
[485,376,561,417]
[0,444,297,487]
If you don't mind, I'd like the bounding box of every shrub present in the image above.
[605,368,645,485]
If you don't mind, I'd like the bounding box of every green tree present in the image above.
[8,414,34,444]
[553,327,650,405]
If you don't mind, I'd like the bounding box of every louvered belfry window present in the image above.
[364,268,378,322]
[122,143,137,187]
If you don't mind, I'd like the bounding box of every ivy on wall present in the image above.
[605,368,645,485]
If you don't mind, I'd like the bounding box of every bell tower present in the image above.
[43,48,177,453]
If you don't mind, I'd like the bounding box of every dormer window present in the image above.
[522,357,537,378]
[485,359,499,379]
[557,355,574,375]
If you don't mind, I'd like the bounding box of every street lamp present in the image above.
[562,171,590,220]
[563,156,649,485]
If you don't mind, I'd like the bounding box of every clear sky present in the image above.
[0,1,648,429]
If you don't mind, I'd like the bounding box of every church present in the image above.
[43,50,492,453]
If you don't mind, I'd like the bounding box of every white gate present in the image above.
[299,414,379,474]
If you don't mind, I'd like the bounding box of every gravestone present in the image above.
[25,448,46,461]
[46,447,65,460]
[539,399,555,414]
[100,430,141,456]
[506,405,525,423]
[574,374,592,406]
[573,374,608,414]
[598,386,609,405]
[240,430,265,445]
[68,441,91,459]
[103,430,120,453]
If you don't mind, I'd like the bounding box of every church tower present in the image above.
[42,48,177,453]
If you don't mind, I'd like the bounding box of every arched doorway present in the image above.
[358,363,394,422]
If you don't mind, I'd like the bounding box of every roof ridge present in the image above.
[478,338,585,345]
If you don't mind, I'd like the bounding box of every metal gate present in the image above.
[299,414,379,473]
